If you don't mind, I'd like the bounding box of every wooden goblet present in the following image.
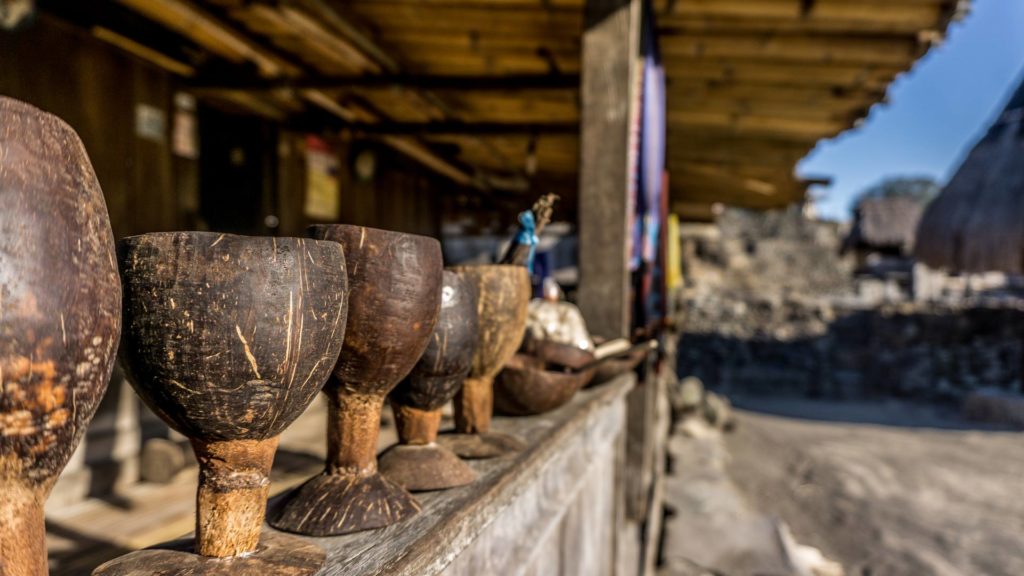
[93,232,348,576]
[0,97,121,576]
[378,270,480,491]
[439,265,531,459]
[269,225,442,536]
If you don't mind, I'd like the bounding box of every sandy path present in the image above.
[725,406,1024,576]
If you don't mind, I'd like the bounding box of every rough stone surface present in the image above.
[678,207,1024,402]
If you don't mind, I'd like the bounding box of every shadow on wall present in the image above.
[678,304,1024,404]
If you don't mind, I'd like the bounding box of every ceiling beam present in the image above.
[189,73,581,91]
[660,34,918,66]
[114,0,299,77]
[332,120,579,135]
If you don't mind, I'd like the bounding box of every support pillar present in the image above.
[578,0,643,340]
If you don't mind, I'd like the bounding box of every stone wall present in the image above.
[677,207,1024,402]
[679,302,1024,401]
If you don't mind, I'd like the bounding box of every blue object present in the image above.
[515,210,538,273]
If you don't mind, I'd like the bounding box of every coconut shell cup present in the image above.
[93,232,348,576]
[494,341,597,416]
[378,270,480,492]
[0,97,121,576]
[437,265,530,459]
[268,225,442,537]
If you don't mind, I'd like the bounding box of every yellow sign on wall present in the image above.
[304,135,340,220]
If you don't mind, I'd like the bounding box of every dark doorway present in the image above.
[198,107,277,235]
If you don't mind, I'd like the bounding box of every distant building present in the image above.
[843,196,926,301]
[914,75,1024,301]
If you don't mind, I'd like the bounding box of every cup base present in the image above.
[379,443,477,492]
[91,531,323,576]
[437,432,526,459]
[268,471,420,536]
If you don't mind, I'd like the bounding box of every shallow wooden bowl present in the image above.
[590,346,649,386]
[494,341,596,416]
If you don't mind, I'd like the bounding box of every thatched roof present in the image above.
[915,76,1024,273]
[846,196,925,253]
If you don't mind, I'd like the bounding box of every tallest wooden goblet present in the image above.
[0,97,121,576]
[269,225,442,536]
[94,232,348,576]
[441,264,531,459]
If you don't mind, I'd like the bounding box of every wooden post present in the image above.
[578,0,642,340]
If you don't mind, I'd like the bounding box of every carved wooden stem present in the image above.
[0,481,48,576]
[454,376,493,434]
[391,403,442,445]
[191,437,278,558]
[326,391,381,476]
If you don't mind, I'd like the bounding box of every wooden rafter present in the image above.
[84,0,965,212]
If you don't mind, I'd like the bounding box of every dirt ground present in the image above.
[724,401,1024,576]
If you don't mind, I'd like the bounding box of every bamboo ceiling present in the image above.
[57,0,966,218]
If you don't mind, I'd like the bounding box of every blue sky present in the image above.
[798,0,1024,221]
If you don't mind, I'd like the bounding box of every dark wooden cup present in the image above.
[439,265,530,459]
[93,232,348,576]
[269,225,442,536]
[0,97,121,576]
[378,270,480,491]
[494,341,597,416]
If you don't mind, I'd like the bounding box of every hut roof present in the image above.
[916,74,1024,273]
[40,0,965,217]
[847,196,926,252]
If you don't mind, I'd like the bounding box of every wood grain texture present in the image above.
[114,231,347,563]
[380,270,479,491]
[269,225,441,536]
[447,265,529,436]
[577,0,638,340]
[118,232,348,442]
[494,341,596,416]
[0,96,121,576]
[390,270,479,414]
[308,373,634,576]
[91,530,324,576]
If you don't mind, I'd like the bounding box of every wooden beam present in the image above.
[91,26,196,76]
[669,110,850,139]
[342,3,582,35]
[659,0,942,24]
[300,92,476,186]
[115,0,298,77]
[660,34,918,65]
[668,94,872,120]
[577,0,641,340]
[326,120,578,135]
[286,0,401,73]
[275,4,381,73]
[381,136,475,186]
[671,202,717,223]
[664,58,904,89]
[188,73,581,91]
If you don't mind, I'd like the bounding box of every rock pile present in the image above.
[677,207,1024,402]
